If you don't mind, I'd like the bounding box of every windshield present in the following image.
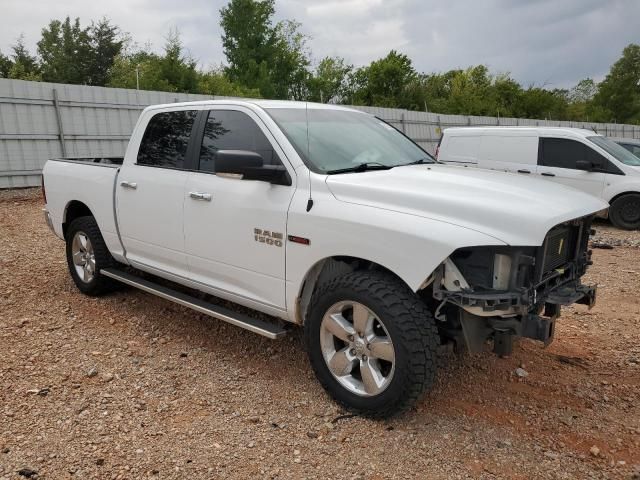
[266,107,435,173]
[587,135,640,166]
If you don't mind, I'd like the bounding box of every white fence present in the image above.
[2,78,639,188]
[355,106,640,154]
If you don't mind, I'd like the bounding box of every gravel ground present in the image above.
[592,219,640,248]
[1,189,639,480]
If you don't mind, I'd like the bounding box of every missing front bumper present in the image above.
[545,283,597,308]
[457,283,597,356]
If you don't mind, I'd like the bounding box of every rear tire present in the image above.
[65,216,117,296]
[609,193,640,230]
[305,271,439,418]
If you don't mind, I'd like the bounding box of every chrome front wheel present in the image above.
[320,301,395,397]
[306,272,439,418]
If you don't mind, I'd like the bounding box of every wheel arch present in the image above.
[63,200,94,238]
[294,255,425,325]
[608,190,640,205]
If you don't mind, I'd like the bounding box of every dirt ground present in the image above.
[1,189,639,480]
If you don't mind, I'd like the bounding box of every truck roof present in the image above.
[143,99,363,113]
[443,126,600,138]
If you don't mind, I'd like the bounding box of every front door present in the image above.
[183,107,295,310]
[536,137,606,198]
[117,109,199,277]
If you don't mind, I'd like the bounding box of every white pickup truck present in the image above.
[42,100,606,417]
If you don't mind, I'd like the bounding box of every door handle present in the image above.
[540,172,556,177]
[120,181,138,189]
[517,169,531,174]
[189,192,212,201]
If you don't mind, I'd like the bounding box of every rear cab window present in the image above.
[137,110,198,169]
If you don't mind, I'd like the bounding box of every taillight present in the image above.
[41,176,47,204]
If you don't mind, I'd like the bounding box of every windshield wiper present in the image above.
[394,157,434,168]
[326,162,393,175]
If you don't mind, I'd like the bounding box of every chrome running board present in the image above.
[101,268,287,340]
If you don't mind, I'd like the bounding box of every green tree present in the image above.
[86,18,123,85]
[8,35,41,80]
[490,74,522,117]
[37,16,122,85]
[158,30,199,93]
[220,0,278,96]
[38,17,91,84]
[517,87,568,120]
[220,0,311,99]
[108,32,200,93]
[271,19,310,99]
[350,50,417,108]
[419,70,460,113]
[197,66,261,97]
[108,50,169,91]
[592,44,640,123]
[0,51,12,77]
[446,66,494,115]
[569,78,598,103]
[307,56,352,103]
[566,78,598,121]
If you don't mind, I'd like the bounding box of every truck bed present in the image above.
[43,157,125,261]
[51,157,124,166]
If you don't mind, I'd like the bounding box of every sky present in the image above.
[1,0,639,88]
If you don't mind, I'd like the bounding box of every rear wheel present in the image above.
[610,194,640,230]
[65,216,117,295]
[305,271,438,418]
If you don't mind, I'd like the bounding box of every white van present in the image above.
[436,127,640,229]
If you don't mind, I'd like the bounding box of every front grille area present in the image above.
[538,220,588,282]
[543,227,572,272]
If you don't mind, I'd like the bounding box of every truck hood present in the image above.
[325,164,608,246]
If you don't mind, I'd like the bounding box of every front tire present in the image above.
[65,216,116,296]
[610,194,640,230]
[305,271,439,418]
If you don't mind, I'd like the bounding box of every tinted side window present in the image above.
[137,111,197,169]
[539,138,586,169]
[199,110,279,173]
[586,146,609,168]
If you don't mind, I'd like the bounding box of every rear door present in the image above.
[536,137,606,198]
[117,109,198,277]
[183,107,295,311]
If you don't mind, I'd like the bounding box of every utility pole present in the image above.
[135,65,140,90]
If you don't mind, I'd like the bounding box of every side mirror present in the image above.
[575,159,594,171]
[215,150,291,186]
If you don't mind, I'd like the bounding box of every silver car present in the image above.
[611,137,640,159]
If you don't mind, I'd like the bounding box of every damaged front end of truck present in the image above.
[427,216,598,356]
